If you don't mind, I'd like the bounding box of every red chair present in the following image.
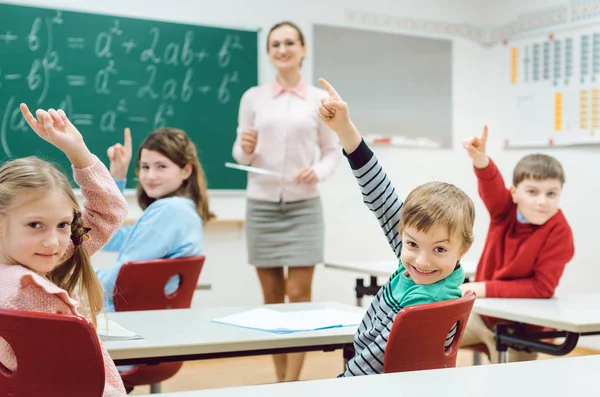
[113,256,205,394]
[0,309,105,397]
[113,256,205,311]
[384,291,476,373]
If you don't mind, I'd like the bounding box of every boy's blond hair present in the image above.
[399,181,475,251]
[513,154,565,187]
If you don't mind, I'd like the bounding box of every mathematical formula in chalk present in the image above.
[0,7,252,157]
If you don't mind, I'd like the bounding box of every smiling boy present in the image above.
[317,77,475,377]
[460,126,575,363]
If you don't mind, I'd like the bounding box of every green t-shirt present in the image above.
[383,261,465,313]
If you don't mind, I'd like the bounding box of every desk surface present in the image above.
[146,354,600,397]
[104,301,362,362]
[123,218,244,227]
[324,259,477,279]
[473,294,600,333]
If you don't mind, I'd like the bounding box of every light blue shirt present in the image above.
[516,209,530,224]
[96,180,203,311]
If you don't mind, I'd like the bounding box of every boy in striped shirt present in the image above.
[317,78,476,376]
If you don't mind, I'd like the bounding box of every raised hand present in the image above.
[241,128,258,155]
[317,78,351,133]
[107,128,133,179]
[463,125,490,169]
[317,78,361,153]
[20,103,94,168]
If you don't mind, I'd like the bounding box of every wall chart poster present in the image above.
[509,25,600,147]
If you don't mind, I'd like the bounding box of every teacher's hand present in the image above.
[241,128,258,155]
[295,166,319,184]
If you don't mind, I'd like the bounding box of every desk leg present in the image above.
[495,324,581,361]
[356,278,363,307]
[150,383,162,393]
[368,276,377,290]
[498,351,509,364]
[343,343,355,369]
[355,276,380,307]
[496,323,510,364]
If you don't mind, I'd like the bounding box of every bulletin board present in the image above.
[507,25,600,147]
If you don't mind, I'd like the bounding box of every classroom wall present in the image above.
[8,0,599,348]
[5,0,490,310]
[481,0,600,350]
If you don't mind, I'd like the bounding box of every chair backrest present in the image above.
[0,309,105,397]
[113,256,205,311]
[383,291,476,373]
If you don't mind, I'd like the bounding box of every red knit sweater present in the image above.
[474,159,575,326]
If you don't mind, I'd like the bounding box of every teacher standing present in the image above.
[232,21,340,382]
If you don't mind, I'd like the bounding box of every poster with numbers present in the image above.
[508,26,600,147]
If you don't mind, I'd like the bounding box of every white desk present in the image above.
[104,301,363,366]
[145,354,600,397]
[472,294,600,363]
[324,259,477,306]
[474,294,600,333]
[324,260,399,278]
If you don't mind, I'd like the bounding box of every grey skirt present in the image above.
[246,197,324,267]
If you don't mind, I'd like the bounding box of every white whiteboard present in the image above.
[313,24,452,148]
[508,26,600,148]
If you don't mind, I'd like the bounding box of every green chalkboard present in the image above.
[0,3,257,189]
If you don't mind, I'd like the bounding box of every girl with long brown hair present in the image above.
[97,127,213,312]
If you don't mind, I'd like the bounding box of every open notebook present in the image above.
[212,308,364,334]
[96,314,144,341]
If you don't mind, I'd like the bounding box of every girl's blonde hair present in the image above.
[399,181,475,252]
[0,157,103,326]
[135,128,215,222]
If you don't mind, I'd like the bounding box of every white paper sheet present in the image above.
[212,308,364,334]
[224,162,284,178]
[96,314,144,341]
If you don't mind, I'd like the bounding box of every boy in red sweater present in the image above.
[459,126,575,363]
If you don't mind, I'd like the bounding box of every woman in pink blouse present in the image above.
[232,21,340,382]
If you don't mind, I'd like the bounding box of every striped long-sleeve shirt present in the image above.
[341,139,464,377]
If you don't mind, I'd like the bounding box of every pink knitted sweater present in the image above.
[0,157,128,396]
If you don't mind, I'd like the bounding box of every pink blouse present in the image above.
[232,77,341,203]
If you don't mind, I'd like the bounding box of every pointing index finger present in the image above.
[318,78,340,99]
[123,127,132,152]
[19,103,41,130]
